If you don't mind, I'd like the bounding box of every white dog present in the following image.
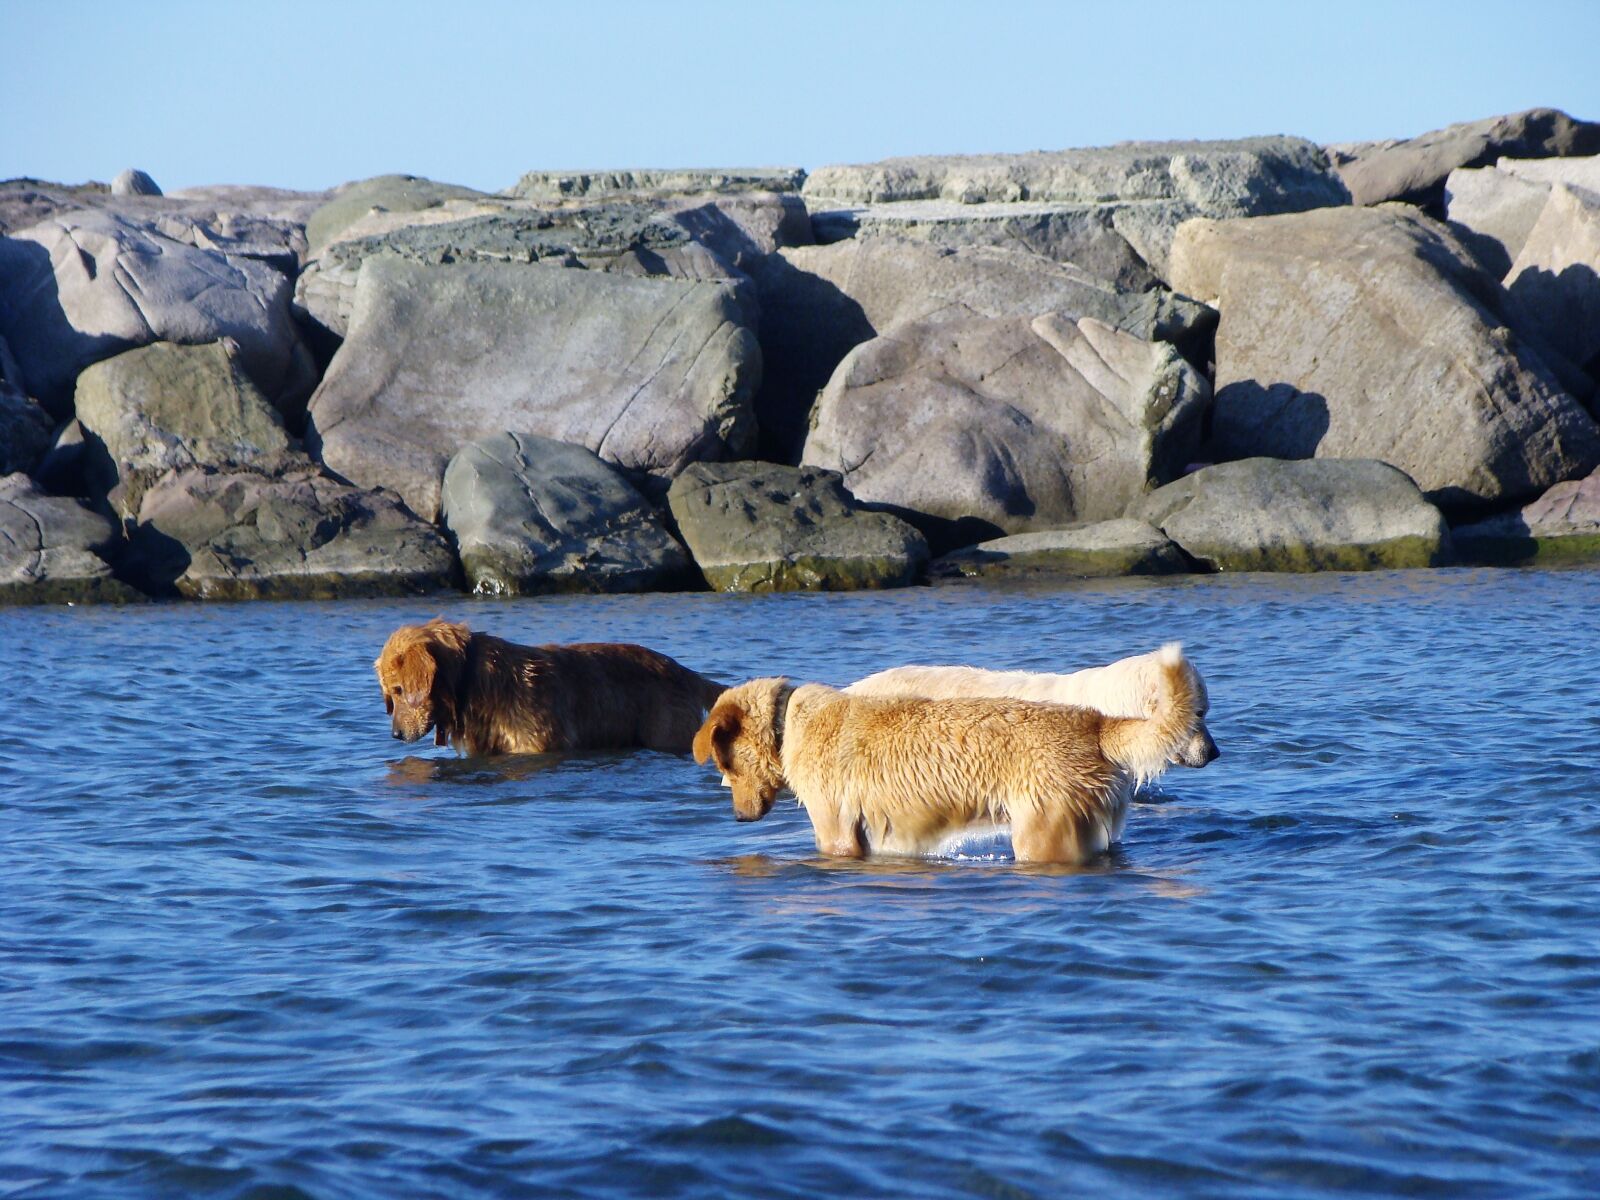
[847,650,1218,773]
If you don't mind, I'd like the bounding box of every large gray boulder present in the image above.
[1167,205,1600,513]
[295,202,735,342]
[804,136,1350,283]
[1444,165,1558,275]
[1453,464,1600,564]
[307,256,761,522]
[1328,108,1600,212]
[111,168,161,197]
[1132,459,1451,572]
[124,466,458,601]
[667,462,928,592]
[1505,183,1600,376]
[441,432,695,595]
[0,209,315,416]
[304,174,487,255]
[506,167,806,201]
[73,340,294,519]
[802,313,1209,549]
[811,201,1164,292]
[0,473,138,604]
[931,519,1191,580]
[751,236,1215,462]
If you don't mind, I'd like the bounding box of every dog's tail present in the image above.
[1097,643,1196,784]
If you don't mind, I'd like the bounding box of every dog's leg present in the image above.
[1010,810,1088,865]
[805,802,866,858]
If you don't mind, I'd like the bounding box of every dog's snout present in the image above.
[1205,743,1220,763]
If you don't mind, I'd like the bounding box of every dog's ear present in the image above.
[424,621,471,736]
[693,707,740,772]
[384,693,394,715]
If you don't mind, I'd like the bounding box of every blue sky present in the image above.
[5,0,1599,194]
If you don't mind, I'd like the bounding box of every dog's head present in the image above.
[1172,658,1219,769]
[374,618,471,746]
[692,678,790,822]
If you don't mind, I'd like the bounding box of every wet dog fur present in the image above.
[376,618,725,756]
[694,643,1205,864]
[846,650,1218,772]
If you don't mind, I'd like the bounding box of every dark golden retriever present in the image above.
[375,618,725,756]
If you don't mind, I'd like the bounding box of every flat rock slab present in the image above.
[307,256,762,522]
[811,200,1166,291]
[1329,108,1600,211]
[752,237,1214,463]
[667,462,928,592]
[1453,466,1600,564]
[804,136,1349,282]
[305,174,488,254]
[1131,458,1451,572]
[932,519,1191,580]
[1167,204,1600,514]
[126,466,458,601]
[506,167,806,201]
[296,202,734,342]
[73,340,293,519]
[802,313,1209,550]
[0,473,138,604]
[0,209,313,416]
[441,432,694,595]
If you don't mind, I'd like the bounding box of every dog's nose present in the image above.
[392,729,404,740]
[1205,743,1221,763]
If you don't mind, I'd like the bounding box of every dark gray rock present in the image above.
[0,473,138,604]
[506,167,806,201]
[1453,465,1600,564]
[307,256,761,522]
[1131,458,1452,572]
[0,209,315,417]
[1328,108,1600,212]
[667,462,928,592]
[1167,204,1600,514]
[751,236,1215,462]
[0,334,53,476]
[441,432,694,595]
[932,519,1191,580]
[802,312,1209,550]
[125,466,459,601]
[72,340,294,519]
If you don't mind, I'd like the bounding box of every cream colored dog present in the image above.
[846,650,1218,773]
[694,644,1205,864]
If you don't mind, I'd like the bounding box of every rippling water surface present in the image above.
[3,568,1599,1199]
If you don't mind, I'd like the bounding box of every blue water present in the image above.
[3,568,1598,1200]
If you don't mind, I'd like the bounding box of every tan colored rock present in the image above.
[1505,183,1600,374]
[1167,205,1600,512]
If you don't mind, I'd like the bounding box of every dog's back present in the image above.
[846,650,1216,770]
[432,631,723,755]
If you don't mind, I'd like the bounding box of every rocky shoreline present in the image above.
[4,107,1600,605]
